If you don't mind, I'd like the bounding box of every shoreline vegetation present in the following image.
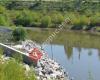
[0,49,36,80]
[0,0,100,32]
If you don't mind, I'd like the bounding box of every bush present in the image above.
[66,13,89,30]
[0,58,36,80]
[15,10,41,27]
[2,60,25,80]
[0,48,3,55]
[58,13,64,24]
[79,15,89,26]
[95,26,100,32]
[31,12,41,27]
[0,5,6,14]
[50,12,64,25]
[90,13,100,26]
[41,16,51,28]
[12,53,23,63]
[55,13,64,24]
[0,14,10,26]
[15,11,32,27]
[67,13,82,30]
[12,27,26,41]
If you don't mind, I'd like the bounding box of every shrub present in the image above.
[50,12,64,25]
[12,53,23,63]
[0,58,36,80]
[41,16,51,28]
[15,10,41,27]
[0,5,6,14]
[15,12,32,27]
[0,14,10,26]
[3,60,25,80]
[12,27,26,41]
[0,48,3,55]
[90,13,100,26]
[67,13,82,30]
[55,13,64,24]
[95,26,100,32]
[67,13,89,30]
[79,15,89,26]
[31,12,41,27]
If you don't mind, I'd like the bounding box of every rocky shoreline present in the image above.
[0,40,73,80]
[14,40,73,80]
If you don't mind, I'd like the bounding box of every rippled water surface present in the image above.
[43,45,100,80]
[27,30,100,80]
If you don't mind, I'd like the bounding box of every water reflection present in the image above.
[88,49,93,56]
[98,50,100,60]
[27,30,100,80]
[64,45,73,60]
[43,44,100,80]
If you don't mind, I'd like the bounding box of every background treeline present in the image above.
[0,0,100,12]
[0,0,100,31]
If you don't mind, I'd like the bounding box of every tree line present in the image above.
[0,0,100,31]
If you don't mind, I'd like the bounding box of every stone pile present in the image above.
[13,40,72,80]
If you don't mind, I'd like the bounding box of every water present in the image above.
[43,45,100,80]
[1,29,100,80]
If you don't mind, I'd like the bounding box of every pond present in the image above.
[27,29,100,80]
[43,44,100,80]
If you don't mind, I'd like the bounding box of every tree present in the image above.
[15,11,33,27]
[0,5,6,14]
[41,16,51,28]
[12,27,26,41]
[15,10,41,27]
[0,14,10,26]
[50,12,64,26]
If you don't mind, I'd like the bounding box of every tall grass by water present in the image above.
[0,54,36,80]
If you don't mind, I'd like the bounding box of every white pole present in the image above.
[0,43,28,56]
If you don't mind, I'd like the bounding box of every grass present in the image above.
[0,49,36,80]
[0,34,36,80]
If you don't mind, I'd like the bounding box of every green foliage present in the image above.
[12,53,23,63]
[15,10,41,27]
[15,10,33,27]
[3,60,25,80]
[95,26,100,32]
[12,27,26,41]
[0,58,36,80]
[72,15,89,30]
[50,12,64,25]
[0,1,99,31]
[65,12,92,30]
[30,12,41,27]
[90,12,100,26]
[0,14,10,26]
[41,16,51,28]
[0,48,3,55]
[0,5,6,14]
